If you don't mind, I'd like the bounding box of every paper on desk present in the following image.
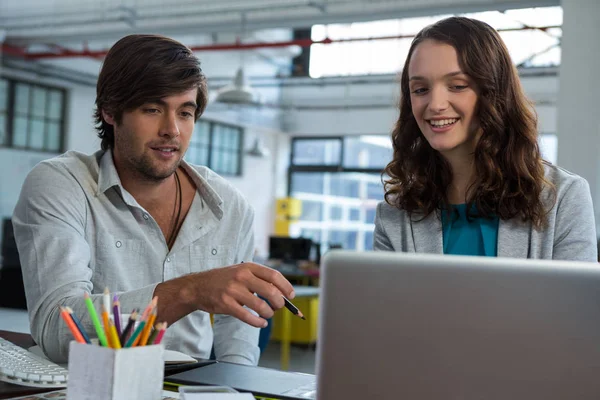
[180,394,254,400]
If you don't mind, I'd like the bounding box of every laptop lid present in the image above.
[316,250,600,400]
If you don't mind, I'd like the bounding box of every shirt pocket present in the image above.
[188,244,234,273]
[92,234,157,289]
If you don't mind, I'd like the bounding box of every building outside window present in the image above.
[288,136,392,252]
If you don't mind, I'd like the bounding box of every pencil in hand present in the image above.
[283,296,305,320]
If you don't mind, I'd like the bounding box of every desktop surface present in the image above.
[317,251,600,400]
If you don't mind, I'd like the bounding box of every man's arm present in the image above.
[13,162,159,362]
[212,205,259,365]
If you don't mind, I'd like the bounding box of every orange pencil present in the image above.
[59,306,86,344]
[138,310,157,346]
[140,296,158,322]
[102,305,113,348]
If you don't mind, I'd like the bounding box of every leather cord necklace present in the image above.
[167,170,182,249]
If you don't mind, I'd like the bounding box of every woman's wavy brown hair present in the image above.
[384,17,554,228]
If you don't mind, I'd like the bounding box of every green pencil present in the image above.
[84,293,108,347]
[125,321,146,348]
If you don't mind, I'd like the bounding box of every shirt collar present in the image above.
[96,149,224,220]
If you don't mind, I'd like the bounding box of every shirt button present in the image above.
[166,257,171,262]
[211,249,217,255]
[143,213,149,220]
[116,241,122,248]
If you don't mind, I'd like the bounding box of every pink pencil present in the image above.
[153,322,167,345]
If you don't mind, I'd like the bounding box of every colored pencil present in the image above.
[138,310,157,346]
[108,320,121,349]
[125,321,146,348]
[112,295,122,337]
[119,310,138,345]
[84,293,108,347]
[153,322,167,345]
[65,306,91,344]
[59,306,86,344]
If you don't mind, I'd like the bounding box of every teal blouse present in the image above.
[441,204,499,257]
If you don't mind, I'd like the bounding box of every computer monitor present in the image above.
[317,251,600,400]
[269,236,312,263]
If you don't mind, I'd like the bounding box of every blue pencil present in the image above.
[65,306,92,344]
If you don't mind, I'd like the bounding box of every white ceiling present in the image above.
[0,0,560,85]
[1,0,558,45]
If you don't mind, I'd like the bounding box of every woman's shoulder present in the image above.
[543,163,590,192]
[543,163,592,207]
[376,200,413,223]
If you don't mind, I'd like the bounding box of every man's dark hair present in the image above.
[94,34,208,150]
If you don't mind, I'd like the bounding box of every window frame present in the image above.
[1,76,67,153]
[187,119,244,177]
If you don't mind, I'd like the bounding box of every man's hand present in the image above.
[154,262,294,328]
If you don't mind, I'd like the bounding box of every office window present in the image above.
[289,136,391,251]
[1,78,66,152]
[186,119,243,176]
[310,6,562,77]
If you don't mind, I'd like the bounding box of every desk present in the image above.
[0,330,56,400]
[277,286,320,371]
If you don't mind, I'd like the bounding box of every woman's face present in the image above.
[407,39,480,158]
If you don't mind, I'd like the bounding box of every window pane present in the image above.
[0,115,6,145]
[15,84,31,115]
[330,174,360,197]
[193,121,210,145]
[365,207,377,224]
[328,230,357,250]
[343,136,393,169]
[197,146,209,166]
[32,87,47,118]
[291,172,325,195]
[47,122,61,151]
[48,90,63,120]
[292,139,341,166]
[364,231,374,251]
[299,201,323,221]
[0,80,7,112]
[290,171,382,251]
[330,206,343,220]
[29,119,45,150]
[13,117,28,147]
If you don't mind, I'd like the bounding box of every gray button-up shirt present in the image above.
[13,150,259,364]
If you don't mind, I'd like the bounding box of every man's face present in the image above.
[105,88,198,181]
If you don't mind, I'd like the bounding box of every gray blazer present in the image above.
[374,164,598,261]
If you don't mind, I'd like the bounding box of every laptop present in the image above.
[316,250,600,400]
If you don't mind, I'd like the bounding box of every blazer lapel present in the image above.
[411,211,444,254]
[497,218,530,258]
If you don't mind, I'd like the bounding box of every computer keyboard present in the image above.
[0,336,68,388]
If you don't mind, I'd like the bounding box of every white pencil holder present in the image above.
[67,341,164,400]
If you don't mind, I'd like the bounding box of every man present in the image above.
[13,34,294,364]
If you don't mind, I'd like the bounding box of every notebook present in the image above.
[165,361,316,400]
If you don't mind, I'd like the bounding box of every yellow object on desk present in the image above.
[270,286,320,370]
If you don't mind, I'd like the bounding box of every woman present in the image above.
[374,17,597,261]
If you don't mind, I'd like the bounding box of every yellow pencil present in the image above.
[109,321,122,349]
